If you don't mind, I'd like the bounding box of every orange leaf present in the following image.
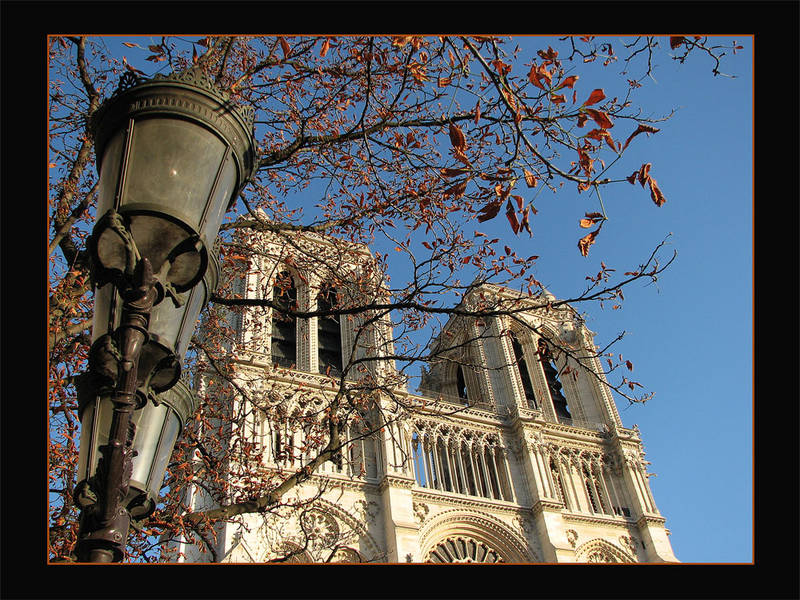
[585,128,616,150]
[320,38,331,57]
[579,212,604,229]
[622,124,660,151]
[577,227,601,257]
[551,93,566,105]
[474,100,481,124]
[438,76,451,87]
[523,169,538,188]
[582,88,606,106]
[449,122,466,151]
[506,201,520,234]
[585,108,614,129]
[279,36,290,58]
[637,163,652,187]
[648,177,667,207]
[576,113,589,128]
[528,62,552,90]
[557,75,579,90]
[441,168,468,178]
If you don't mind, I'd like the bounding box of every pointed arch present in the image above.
[316,283,343,377]
[574,538,637,563]
[270,269,299,369]
[419,510,536,563]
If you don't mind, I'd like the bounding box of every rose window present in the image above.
[426,536,504,563]
[301,511,338,547]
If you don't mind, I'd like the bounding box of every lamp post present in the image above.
[72,68,256,563]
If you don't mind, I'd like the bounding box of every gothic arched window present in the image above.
[456,365,469,401]
[538,338,571,421]
[511,332,537,408]
[271,271,297,369]
[317,285,342,376]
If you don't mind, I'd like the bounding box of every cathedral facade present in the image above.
[171,230,677,564]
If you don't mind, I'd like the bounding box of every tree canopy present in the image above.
[47,34,741,562]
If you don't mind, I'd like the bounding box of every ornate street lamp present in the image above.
[72,68,256,562]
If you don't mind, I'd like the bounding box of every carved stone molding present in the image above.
[619,535,637,555]
[413,501,430,525]
[379,474,415,491]
[531,499,564,515]
[418,509,535,563]
[574,538,636,563]
[566,529,579,548]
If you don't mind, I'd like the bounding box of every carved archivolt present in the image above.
[574,538,636,563]
[419,510,535,563]
[426,536,503,563]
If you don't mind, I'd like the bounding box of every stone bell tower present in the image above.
[170,231,677,563]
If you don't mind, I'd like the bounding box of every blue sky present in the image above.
[93,35,753,563]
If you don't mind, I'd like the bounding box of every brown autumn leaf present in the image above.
[582,88,606,106]
[279,36,290,58]
[474,100,481,124]
[453,148,472,167]
[584,108,614,129]
[637,163,652,187]
[443,181,468,198]
[440,167,468,178]
[648,177,667,206]
[449,122,467,151]
[506,200,520,234]
[523,169,538,188]
[576,113,589,128]
[551,93,567,105]
[670,36,686,50]
[557,75,579,90]
[528,62,552,90]
[438,76,451,87]
[520,208,533,236]
[320,38,331,57]
[578,227,601,257]
[579,211,604,228]
[622,124,660,151]
[476,200,503,222]
[585,128,616,151]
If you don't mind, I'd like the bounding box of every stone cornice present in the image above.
[562,510,636,528]
[531,499,564,515]
[412,487,526,515]
[378,474,416,491]
[636,514,667,527]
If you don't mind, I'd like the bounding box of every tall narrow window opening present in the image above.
[271,271,297,368]
[456,365,469,403]
[511,333,537,408]
[538,338,571,420]
[317,286,342,376]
